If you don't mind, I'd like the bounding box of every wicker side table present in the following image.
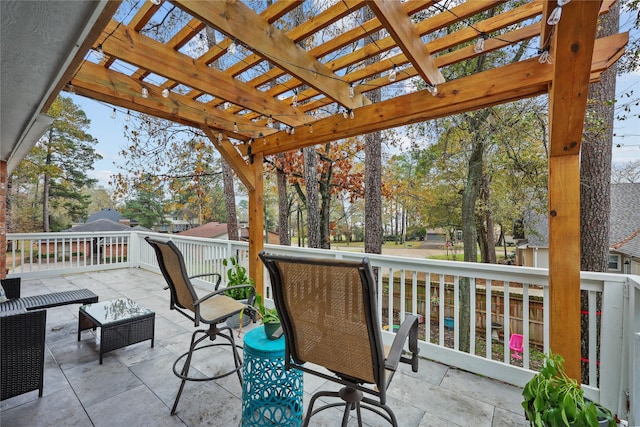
[78,298,155,364]
[242,326,303,427]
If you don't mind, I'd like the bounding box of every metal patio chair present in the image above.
[146,237,255,415]
[259,251,419,427]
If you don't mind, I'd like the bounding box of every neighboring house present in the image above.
[154,214,194,233]
[179,222,280,244]
[178,222,229,239]
[516,183,640,274]
[87,208,121,223]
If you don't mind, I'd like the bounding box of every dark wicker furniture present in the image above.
[146,237,254,415]
[0,277,98,313]
[1,309,47,401]
[259,252,420,427]
[78,298,155,364]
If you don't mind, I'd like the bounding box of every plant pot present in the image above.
[444,316,454,330]
[263,321,282,340]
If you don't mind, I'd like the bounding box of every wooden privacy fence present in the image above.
[383,279,545,346]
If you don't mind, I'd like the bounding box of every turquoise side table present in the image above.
[242,325,303,427]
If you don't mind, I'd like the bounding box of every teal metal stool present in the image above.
[242,326,303,427]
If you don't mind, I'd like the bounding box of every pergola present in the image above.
[0,0,628,380]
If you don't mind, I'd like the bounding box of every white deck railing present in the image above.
[5,230,637,423]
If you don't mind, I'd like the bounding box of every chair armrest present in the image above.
[193,283,255,306]
[385,314,419,373]
[189,273,222,290]
[1,278,21,299]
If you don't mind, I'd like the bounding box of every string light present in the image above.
[427,84,438,96]
[267,115,273,127]
[292,92,298,107]
[141,85,149,98]
[474,33,486,53]
[547,0,570,26]
[290,126,295,135]
[150,0,161,4]
[162,87,170,98]
[343,110,348,119]
[388,65,397,82]
[233,122,238,132]
[110,108,116,119]
[94,45,105,61]
[349,83,355,98]
[125,110,131,121]
[218,132,223,142]
[309,124,313,134]
[67,83,75,93]
[228,39,237,55]
[538,49,552,64]
[285,127,291,134]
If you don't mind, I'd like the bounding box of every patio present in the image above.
[0,267,528,427]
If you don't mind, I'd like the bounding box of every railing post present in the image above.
[128,231,140,268]
[599,281,625,414]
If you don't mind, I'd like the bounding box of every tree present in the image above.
[10,96,101,231]
[121,184,166,229]
[612,160,640,183]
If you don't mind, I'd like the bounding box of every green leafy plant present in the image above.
[254,293,279,324]
[522,352,617,427]
[222,256,254,300]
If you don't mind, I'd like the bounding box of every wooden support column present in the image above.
[547,0,601,381]
[248,153,265,296]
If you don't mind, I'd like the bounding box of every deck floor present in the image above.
[1,268,529,427]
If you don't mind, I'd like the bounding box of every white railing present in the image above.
[5,230,636,423]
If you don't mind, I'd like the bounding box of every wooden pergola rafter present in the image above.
[62,0,628,380]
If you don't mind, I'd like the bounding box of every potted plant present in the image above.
[522,352,620,427]
[222,256,255,328]
[253,293,281,340]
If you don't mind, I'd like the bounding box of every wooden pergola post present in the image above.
[248,152,265,296]
[547,0,602,380]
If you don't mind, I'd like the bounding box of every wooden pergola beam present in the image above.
[201,126,254,191]
[174,0,371,111]
[368,0,445,85]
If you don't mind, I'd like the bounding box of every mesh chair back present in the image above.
[261,253,385,386]
[146,238,197,312]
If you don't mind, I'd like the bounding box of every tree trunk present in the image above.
[460,136,484,352]
[304,146,320,248]
[319,145,332,249]
[222,160,238,240]
[483,175,496,263]
[42,128,53,232]
[579,1,618,384]
[363,6,382,255]
[276,156,290,245]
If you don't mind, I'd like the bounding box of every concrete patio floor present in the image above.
[1,268,529,427]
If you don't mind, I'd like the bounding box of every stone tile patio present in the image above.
[0,268,529,426]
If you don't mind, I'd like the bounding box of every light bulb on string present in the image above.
[388,65,397,82]
[67,83,75,93]
[285,127,291,135]
[233,122,238,132]
[547,6,562,25]
[111,108,116,119]
[309,124,313,134]
[349,84,355,98]
[349,109,354,120]
[141,85,149,98]
[291,127,295,135]
[162,88,169,98]
[218,132,223,142]
[343,110,348,119]
[292,92,298,107]
[94,45,105,62]
[267,115,273,127]
[150,0,161,5]
[427,84,438,96]
[474,36,485,54]
[125,110,131,121]
[538,49,552,64]
[228,39,237,55]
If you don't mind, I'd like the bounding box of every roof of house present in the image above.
[522,183,640,257]
[177,222,228,239]
[67,219,130,232]
[87,208,122,223]
[609,183,640,257]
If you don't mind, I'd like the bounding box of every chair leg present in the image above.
[171,328,206,415]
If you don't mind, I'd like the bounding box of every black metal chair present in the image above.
[259,252,419,427]
[146,237,255,415]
